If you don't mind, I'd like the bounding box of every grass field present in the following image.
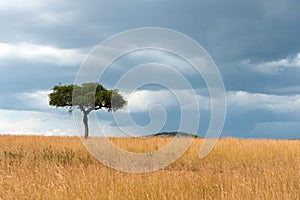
[0,136,299,199]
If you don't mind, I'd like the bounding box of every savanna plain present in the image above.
[0,136,299,200]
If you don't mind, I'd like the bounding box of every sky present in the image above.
[0,0,300,139]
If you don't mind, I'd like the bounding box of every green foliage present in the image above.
[49,82,126,113]
[49,84,73,108]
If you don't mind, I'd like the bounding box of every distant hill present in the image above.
[147,132,198,138]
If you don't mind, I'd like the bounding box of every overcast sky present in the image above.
[0,0,299,139]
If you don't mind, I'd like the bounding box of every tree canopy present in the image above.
[49,82,126,138]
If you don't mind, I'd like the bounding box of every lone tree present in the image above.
[49,82,126,138]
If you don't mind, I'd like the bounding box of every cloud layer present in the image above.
[0,0,299,138]
[0,42,87,65]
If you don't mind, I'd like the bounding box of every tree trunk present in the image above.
[83,111,89,139]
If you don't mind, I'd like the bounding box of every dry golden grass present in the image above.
[0,135,299,199]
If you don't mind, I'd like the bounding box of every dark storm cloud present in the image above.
[1,0,299,93]
[221,62,300,95]
[1,0,299,59]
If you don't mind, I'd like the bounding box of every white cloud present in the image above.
[0,42,87,65]
[228,91,300,113]
[20,90,52,110]
[0,109,75,136]
[0,0,42,11]
[124,89,300,115]
[122,89,177,113]
[121,88,207,113]
[245,53,300,74]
